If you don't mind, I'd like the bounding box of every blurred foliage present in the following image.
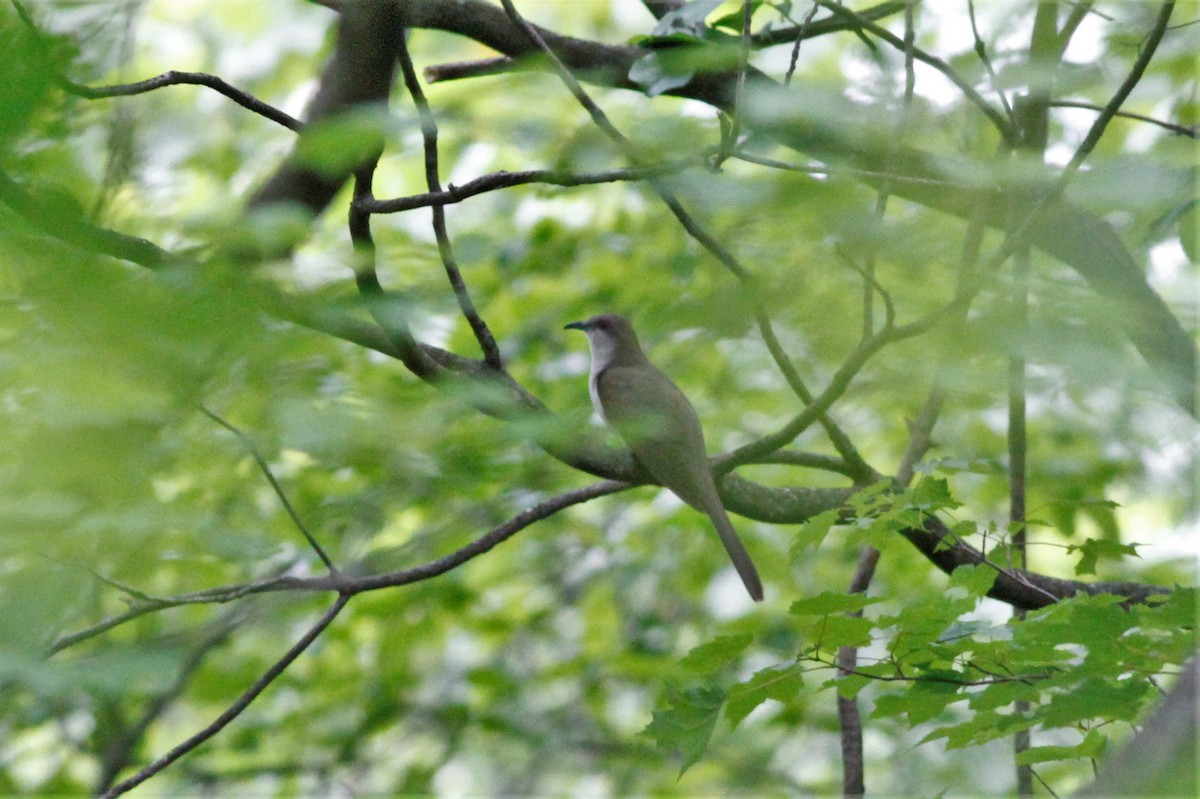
[0,0,1195,797]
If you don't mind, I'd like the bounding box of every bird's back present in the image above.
[595,363,713,510]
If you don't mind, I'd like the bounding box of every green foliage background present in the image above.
[0,1,1194,796]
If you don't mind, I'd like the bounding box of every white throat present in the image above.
[585,331,619,372]
[584,331,619,422]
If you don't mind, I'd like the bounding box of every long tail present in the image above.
[703,498,764,602]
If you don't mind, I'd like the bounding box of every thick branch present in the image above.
[248,0,403,217]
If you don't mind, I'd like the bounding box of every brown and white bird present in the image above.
[565,313,763,601]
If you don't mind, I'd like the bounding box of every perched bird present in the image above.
[565,313,763,601]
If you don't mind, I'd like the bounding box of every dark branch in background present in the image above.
[395,34,503,369]
[903,515,1169,611]
[1049,99,1197,138]
[359,159,707,213]
[99,594,350,799]
[200,407,337,572]
[350,164,445,381]
[837,545,882,798]
[248,0,404,217]
[422,0,906,84]
[1061,1,1174,178]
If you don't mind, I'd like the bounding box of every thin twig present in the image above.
[782,2,822,88]
[96,609,244,792]
[1055,1,1096,54]
[968,0,1014,120]
[814,0,1015,144]
[729,150,972,187]
[1049,99,1196,138]
[200,406,336,573]
[712,0,755,168]
[11,1,303,132]
[749,450,857,478]
[70,71,303,132]
[358,159,707,214]
[99,594,350,798]
[395,35,503,370]
[1062,2,1175,178]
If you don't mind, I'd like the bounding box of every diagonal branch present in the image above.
[98,594,350,798]
[395,33,503,369]
[200,406,337,572]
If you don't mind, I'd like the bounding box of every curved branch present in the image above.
[395,34,503,368]
[67,71,302,131]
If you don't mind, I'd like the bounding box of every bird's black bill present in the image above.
[564,321,588,331]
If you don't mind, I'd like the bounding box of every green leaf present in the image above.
[969,680,1039,711]
[1069,538,1141,575]
[643,684,726,776]
[908,476,960,511]
[921,709,1032,749]
[947,564,998,598]
[725,664,805,727]
[678,634,754,673]
[809,615,874,649]
[789,590,876,616]
[1041,677,1153,726]
[872,679,963,724]
[791,508,840,555]
[1015,729,1107,765]
[835,672,870,700]
[651,0,724,38]
[628,52,695,97]
[293,108,390,176]
[711,2,765,33]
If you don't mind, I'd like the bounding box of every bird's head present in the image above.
[564,313,643,367]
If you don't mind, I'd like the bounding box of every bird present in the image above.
[565,313,764,601]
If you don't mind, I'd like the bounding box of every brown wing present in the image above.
[595,363,712,510]
[597,364,764,600]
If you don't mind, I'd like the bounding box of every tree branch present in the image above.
[99,594,350,798]
[395,33,503,368]
[248,0,404,218]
